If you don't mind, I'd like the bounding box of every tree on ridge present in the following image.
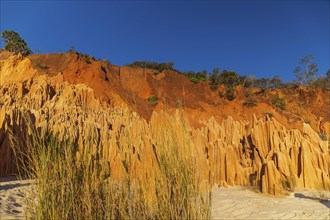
[1,30,32,56]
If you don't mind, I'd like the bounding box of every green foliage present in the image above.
[225,86,235,101]
[212,67,220,75]
[253,76,284,89]
[309,69,330,90]
[254,78,271,89]
[183,70,208,84]
[78,53,93,64]
[294,55,318,85]
[271,76,283,89]
[209,68,220,90]
[1,30,32,56]
[311,76,330,90]
[208,69,241,98]
[122,58,323,90]
[36,63,50,70]
[147,96,159,106]
[272,97,286,110]
[126,61,175,72]
[213,70,239,100]
[218,70,239,87]
[209,72,283,90]
[85,57,91,64]
[243,98,257,107]
[319,133,328,141]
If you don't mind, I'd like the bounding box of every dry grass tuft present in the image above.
[10,109,211,219]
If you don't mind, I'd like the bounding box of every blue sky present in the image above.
[1,0,329,81]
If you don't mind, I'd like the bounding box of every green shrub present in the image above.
[36,63,49,70]
[243,98,257,107]
[319,133,328,141]
[209,70,238,100]
[190,77,199,84]
[226,86,235,101]
[218,70,239,87]
[183,70,207,84]
[272,97,286,110]
[209,68,220,91]
[209,83,218,91]
[85,57,91,64]
[311,76,330,90]
[126,61,175,72]
[147,96,159,106]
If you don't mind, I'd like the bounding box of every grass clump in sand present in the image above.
[11,110,211,220]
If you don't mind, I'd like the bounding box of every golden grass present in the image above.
[10,108,211,219]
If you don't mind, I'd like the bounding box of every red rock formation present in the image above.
[0,53,329,195]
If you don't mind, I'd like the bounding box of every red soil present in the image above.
[12,51,330,134]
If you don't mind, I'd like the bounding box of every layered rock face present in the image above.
[194,116,329,194]
[0,54,329,195]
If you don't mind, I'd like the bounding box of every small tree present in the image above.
[254,77,271,89]
[1,30,32,56]
[218,70,239,87]
[311,69,330,90]
[271,76,283,89]
[167,61,174,70]
[293,55,318,85]
[218,70,239,100]
[244,75,256,88]
[209,67,221,91]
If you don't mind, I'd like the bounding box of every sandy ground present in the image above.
[1,177,329,220]
[212,186,330,220]
[0,177,35,220]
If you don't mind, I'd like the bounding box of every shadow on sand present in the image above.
[0,176,32,191]
[0,182,31,191]
[294,193,330,209]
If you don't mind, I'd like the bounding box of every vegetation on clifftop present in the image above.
[1,29,329,99]
[1,30,31,56]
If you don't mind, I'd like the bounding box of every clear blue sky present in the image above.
[1,0,329,81]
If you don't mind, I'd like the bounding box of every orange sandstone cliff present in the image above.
[0,51,329,195]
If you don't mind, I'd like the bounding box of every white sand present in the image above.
[1,177,329,219]
[212,186,330,219]
[0,177,35,220]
